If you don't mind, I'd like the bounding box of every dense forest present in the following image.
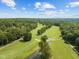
[0,19,37,45]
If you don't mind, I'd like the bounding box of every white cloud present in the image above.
[35,2,41,8]
[41,11,57,16]
[66,1,79,8]
[43,3,56,9]
[36,9,71,18]
[34,2,70,18]
[65,9,69,12]
[58,10,63,12]
[58,10,65,14]
[58,9,69,14]
[1,0,16,9]
[22,7,26,10]
[35,2,56,11]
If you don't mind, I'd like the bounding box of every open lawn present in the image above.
[51,40,79,59]
[42,26,79,59]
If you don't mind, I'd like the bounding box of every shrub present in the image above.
[23,32,32,41]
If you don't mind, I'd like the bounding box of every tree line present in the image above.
[37,24,52,35]
[39,35,52,59]
[56,21,79,52]
[0,19,37,46]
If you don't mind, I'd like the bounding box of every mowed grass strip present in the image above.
[0,23,43,59]
[42,26,61,40]
[42,26,79,59]
[51,40,79,59]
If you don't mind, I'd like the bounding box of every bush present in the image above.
[41,35,48,42]
[37,30,42,35]
[23,32,32,41]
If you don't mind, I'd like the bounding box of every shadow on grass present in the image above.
[19,40,30,43]
[64,40,75,46]
[64,41,69,44]
[63,40,79,56]
[72,47,79,56]
[75,47,79,52]
[19,40,27,42]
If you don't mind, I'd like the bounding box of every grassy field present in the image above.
[0,23,43,59]
[0,24,79,59]
[51,40,79,59]
[42,26,79,59]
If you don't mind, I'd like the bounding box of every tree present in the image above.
[41,35,48,42]
[39,35,51,59]
[6,32,17,43]
[0,32,8,45]
[37,30,41,35]
[23,32,32,41]
[7,28,22,40]
[37,27,48,35]
[75,37,79,47]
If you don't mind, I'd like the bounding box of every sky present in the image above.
[0,0,79,18]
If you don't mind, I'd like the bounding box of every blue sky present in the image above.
[0,0,79,18]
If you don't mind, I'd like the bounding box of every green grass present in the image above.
[51,40,79,59]
[42,26,79,59]
[42,26,61,39]
[0,23,43,59]
[0,24,79,59]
